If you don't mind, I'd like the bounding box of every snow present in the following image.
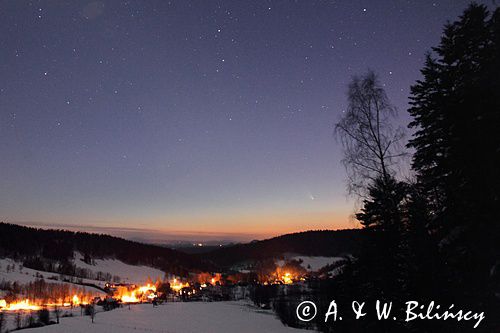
[20,301,303,333]
[0,258,48,285]
[0,304,86,332]
[277,256,344,271]
[0,254,167,289]
[292,256,344,271]
[0,258,105,292]
[73,252,166,285]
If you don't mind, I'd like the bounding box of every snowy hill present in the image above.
[0,253,165,290]
[0,257,107,292]
[277,255,345,272]
[0,223,212,275]
[73,252,165,285]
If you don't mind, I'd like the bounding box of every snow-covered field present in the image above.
[73,253,166,285]
[20,301,303,333]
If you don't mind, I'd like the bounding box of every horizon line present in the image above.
[6,220,344,244]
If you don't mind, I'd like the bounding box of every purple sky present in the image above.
[0,0,492,242]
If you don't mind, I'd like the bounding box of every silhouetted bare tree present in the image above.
[335,71,405,196]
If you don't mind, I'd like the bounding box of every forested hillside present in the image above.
[0,223,211,276]
[202,229,364,268]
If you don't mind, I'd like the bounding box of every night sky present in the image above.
[0,0,489,242]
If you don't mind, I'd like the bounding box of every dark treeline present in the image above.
[0,223,212,276]
[275,4,500,332]
[202,229,365,268]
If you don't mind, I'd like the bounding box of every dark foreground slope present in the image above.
[202,229,364,268]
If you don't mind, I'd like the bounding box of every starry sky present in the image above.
[0,0,491,243]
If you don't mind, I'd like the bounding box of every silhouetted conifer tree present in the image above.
[408,4,500,320]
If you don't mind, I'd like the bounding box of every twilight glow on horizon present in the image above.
[0,0,483,242]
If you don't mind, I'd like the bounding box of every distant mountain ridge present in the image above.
[201,229,365,268]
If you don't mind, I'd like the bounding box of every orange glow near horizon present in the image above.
[18,210,358,243]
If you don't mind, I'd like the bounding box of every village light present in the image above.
[1,289,97,311]
[0,299,41,311]
[114,282,160,303]
[138,284,156,294]
[170,279,189,293]
[282,272,293,284]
